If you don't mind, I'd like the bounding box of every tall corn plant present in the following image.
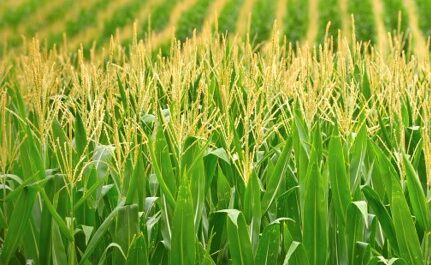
[0,31,431,265]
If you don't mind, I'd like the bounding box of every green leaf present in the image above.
[182,136,206,230]
[79,201,126,265]
[170,183,196,265]
[125,155,145,205]
[244,171,262,249]
[283,241,311,265]
[126,234,149,265]
[361,69,371,101]
[403,154,431,231]
[153,123,177,196]
[391,182,424,265]
[346,201,366,264]
[219,209,254,265]
[292,111,310,186]
[196,241,216,265]
[0,186,37,264]
[206,147,231,164]
[148,133,176,208]
[82,225,94,246]
[282,224,309,265]
[113,204,139,263]
[368,256,407,265]
[329,203,348,265]
[97,243,126,265]
[261,139,292,214]
[40,189,74,241]
[328,127,351,226]
[351,201,368,228]
[93,144,115,179]
[74,111,87,158]
[350,123,367,190]
[362,186,399,252]
[303,131,328,265]
[368,139,396,198]
[255,223,280,265]
[422,231,431,264]
[52,222,68,265]
[38,177,55,265]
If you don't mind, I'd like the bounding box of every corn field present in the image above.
[1,0,431,265]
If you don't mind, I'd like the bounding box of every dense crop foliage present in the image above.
[1,0,431,264]
[1,32,431,264]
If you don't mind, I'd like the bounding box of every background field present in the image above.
[0,0,431,55]
[1,1,431,265]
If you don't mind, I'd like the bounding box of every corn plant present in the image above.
[0,6,431,265]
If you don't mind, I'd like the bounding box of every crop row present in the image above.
[414,0,431,38]
[284,0,309,44]
[249,0,277,44]
[317,0,342,43]
[175,0,213,42]
[141,0,181,37]
[217,0,244,34]
[1,34,431,264]
[47,0,112,47]
[0,0,48,29]
[348,0,376,42]
[96,0,149,48]
[1,0,429,53]
[381,0,409,34]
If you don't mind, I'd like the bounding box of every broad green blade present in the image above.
[255,223,280,265]
[346,202,366,264]
[302,134,328,265]
[391,181,424,265]
[74,111,88,158]
[0,186,37,264]
[350,123,367,191]
[113,204,139,263]
[125,234,149,265]
[220,209,254,265]
[403,154,431,231]
[181,136,206,230]
[79,201,126,265]
[125,155,145,205]
[328,126,351,226]
[243,171,262,250]
[261,139,292,214]
[362,185,399,252]
[153,122,177,196]
[170,183,196,265]
[283,223,309,265]
[52,221,68,265]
